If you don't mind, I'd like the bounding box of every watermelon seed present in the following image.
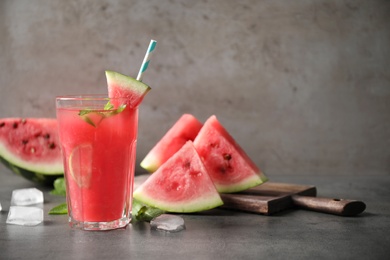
[223,153,232,161]
[183,161,191,169]
[30,147,36,154]
[13,122,18,129]
[34,131,42,138]
[44,133,50,139]
[219,154,233,174]
[49,143,56,149]
[218,167,227,174]
[21,119,27,124]
[0,122,5,127]
[218,164,233,174]
[22,139,29,145]
[210,142,219,148]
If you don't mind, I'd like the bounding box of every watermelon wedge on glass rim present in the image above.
[0,118,63,185]
[140,114,203,173]
[134,141,223,213]
[105,70,151,107]
[193,115,268,193]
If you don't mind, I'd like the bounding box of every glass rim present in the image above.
[56,94,125,101]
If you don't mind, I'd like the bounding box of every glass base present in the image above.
[69,216,131,231]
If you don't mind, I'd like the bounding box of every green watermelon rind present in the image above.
[0,155,63,185]
[106,70,151,92]
[105,70,151,107]
[133,188,223,213]
[215,174,268,193]
[194,115,268,194]
[0,142,63,185]
[0,142,63,175]
[140,114,203,173]
[134,141,224,213]
[139,155,160,173]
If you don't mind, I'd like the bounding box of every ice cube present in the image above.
[150,214,186,232]
[11,188,44,206]
[6,206,44,226]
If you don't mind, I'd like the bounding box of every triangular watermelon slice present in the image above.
[0,118,63,185]
[193,115,268,193]
[105,70,151,108]
[140,114,203,172]
[133,141,223,213]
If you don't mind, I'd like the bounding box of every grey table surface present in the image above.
[1,163,389,260]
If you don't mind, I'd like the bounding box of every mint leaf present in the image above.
[137,206,165,222]
[47,199,164,220]
[132,199,165,222]
[104,101,114,110]
[50,177,66,196]
[78,109,98,127]
[82,115,98,127]
[116,104,126,113]
[105,104,126,116]
[49,203,68,215]
[78,103,126,127]
[78,109,93,116]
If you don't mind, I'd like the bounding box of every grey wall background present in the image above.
[1,0,389,176]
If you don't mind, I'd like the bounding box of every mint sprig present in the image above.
[49,203,68,215]
[49,177,165,220]
[132,199,165,222]
[50,177,66,196]
[78,101,126,127]
[48,198,164,222]
[104,101,114,110]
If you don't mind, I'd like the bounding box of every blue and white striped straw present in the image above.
[137,39,157,82]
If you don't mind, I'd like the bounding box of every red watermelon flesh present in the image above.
[105,70,151,108]
[0,118,63,185]
[140,114,203,172]
[193,115,267,193]
[134,141,223,213]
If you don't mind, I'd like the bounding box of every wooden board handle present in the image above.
[220,194,291,215]
[220,194,270,214]
[291,195,366,216]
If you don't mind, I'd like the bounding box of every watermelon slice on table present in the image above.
[0,118,63,185]
[105,70,151,108]
[134,141,223,213]
[140,114,203,172]
[193,115,268,193]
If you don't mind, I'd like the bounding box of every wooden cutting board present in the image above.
[220,182,366,216]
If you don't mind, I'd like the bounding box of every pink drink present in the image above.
[56,96,137,230]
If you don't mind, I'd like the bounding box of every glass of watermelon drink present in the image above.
[56,95,138,230]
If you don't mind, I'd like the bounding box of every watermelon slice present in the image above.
[140,114,203,172]
[193,115,267,193]
[134,141,223,212]
[105,70,151,108]
[0,118,63,185]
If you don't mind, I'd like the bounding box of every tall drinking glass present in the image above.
[56,95,138,230]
